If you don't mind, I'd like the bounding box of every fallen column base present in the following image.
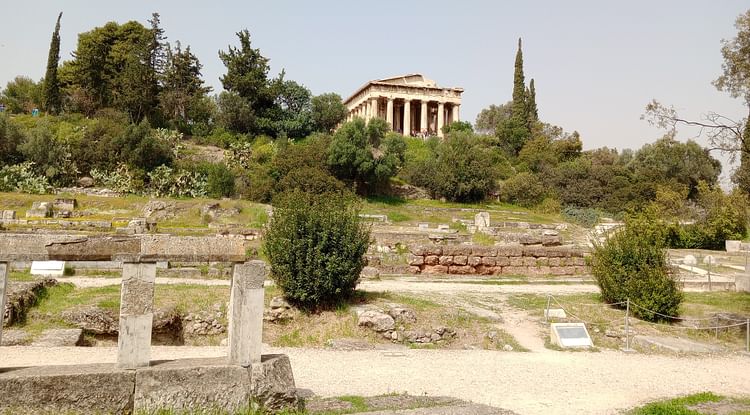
[0,355,298,414]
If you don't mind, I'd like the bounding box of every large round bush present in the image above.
[263,190,371,309]
[591,211,682,321]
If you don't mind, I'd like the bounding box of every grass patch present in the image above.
[471,232,495,246]
[628,392,725,415]
[8,270,35,281]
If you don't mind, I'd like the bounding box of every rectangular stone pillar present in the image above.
[386,98,394,129]
[0,262,7,346]
[403,100,411,137]
[117,262,156,369]
[437,102,445,137]
[452,104,460,122]
[228,261,267,366]
[420,101,428,137]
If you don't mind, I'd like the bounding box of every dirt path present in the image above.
[1,345,747,415]
[358,280,600,295]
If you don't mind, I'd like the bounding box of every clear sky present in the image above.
[1,1,748,179]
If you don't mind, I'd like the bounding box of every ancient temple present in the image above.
[343,74,463,137]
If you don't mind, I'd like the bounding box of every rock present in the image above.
[270,297,291,310]
[220,338,228,346]
[386,305,417,324]
[357,310,395,332]
[519,234,542,245]
[474,212,490,229]
[53,198,77,211]
[77,176,95,187]
[62,307,118,335]
[486,331,497,340]
[430,333,441,342]
[142,200,177,221]
[0,329,29,346]
[360,266,380,279]
[1,210,16,220]
[683,254,697,265]
[390,331,399,340]
[542,231,563,246]
[25,201,52,218]
[31,329,84,347]
[503,344,514,352]
[264,297,297,323]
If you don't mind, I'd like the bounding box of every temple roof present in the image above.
[344,73,463,104]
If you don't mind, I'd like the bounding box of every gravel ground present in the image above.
[1,345,747,415]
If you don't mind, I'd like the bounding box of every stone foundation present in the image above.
[408,244,587,276]
[0,355,298,414]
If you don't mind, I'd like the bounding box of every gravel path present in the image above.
[1,346,747,415]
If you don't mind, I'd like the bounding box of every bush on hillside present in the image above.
[263,190,371,309]
[499,172,545,207]
[0,162,50,194]
[591,210,682,321]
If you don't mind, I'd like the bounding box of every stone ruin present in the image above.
[407,244,587,276]
[0,233,298,413]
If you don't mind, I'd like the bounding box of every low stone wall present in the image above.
[0,355,298,414]
[407,244,587,276]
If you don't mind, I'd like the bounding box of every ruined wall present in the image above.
[407,244,587,276]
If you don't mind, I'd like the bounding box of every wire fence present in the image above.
[544,294,750,352]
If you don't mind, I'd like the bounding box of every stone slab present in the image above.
[30,260,66,276]
[30,329,84,347]
[0,363,135,414]
[544,308,567,319]
[550,322,593,348]
[0,355,298,414]
[229,261,267,366]
[0,234,246,262]
[118,262,156,369]
[726,240,741,253]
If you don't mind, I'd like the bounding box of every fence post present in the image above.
[545,294,551,322]
[746,319,749,353]
[707,259,712,292]
[624,298,631,351]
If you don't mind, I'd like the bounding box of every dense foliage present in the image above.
[591,210,683,321]
[263,190,371,309]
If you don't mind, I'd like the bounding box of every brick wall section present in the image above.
[407,245,587,276]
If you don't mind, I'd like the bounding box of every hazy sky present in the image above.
[1,1,748,179]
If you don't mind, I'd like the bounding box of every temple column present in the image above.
[437,102,445,137]
[452,104,460,122]
[403,100,411,137]
[371,98,379,120]
[420,101,428,137]
[386,98,394,129]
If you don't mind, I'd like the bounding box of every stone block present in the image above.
[134,359,252,412]
[536,257,549,267]
[424,255,439,265]
[548,257,561,266]
[536,266,552,275]
[542,234,563,246]
[471,246,497,257]
[523,257,537,266]
[572,257,586,266]
[53,198,77,211]
[25,202,52,218]
[495,256,510,266]
[407,255,424,266]
[448,265,474,275]
[502,266,527,275]
[413,245,441,256]
[522,246,547,258]
[474,211,490,229]
[30,329,84,347]
[467,256,482,267]
[453,255,468,265]
[421,265,448,274]
[726,240,741,252]
[118,262,156,369]
[736,274,750,292]
[139,235,246,262]
[0,364,136,414]
[496,245,522,257]
[474,265,495,275]
[228,261,267,366]
[481,257,496,266]
[442,245,471,256]
[1,210,15,220]
[30,260,66,277]
[509,257,524,267]
[519,234,542,245]
[408,266,421,274]
[438,255,454,266]
[550,267,567,276]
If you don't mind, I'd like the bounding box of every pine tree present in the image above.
[526,78,538,124]
[43,12,62,114]
[511,38,527,122]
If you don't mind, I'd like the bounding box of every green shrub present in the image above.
[90,164,141,194]
[0,162,50,194]
[204,163,236,198]
[146,165,207,198]
[561,206,601,228]
[499,172,545,207]
[263,190,371,309]
[591,210,682,321]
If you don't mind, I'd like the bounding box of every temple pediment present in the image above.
[375,74,437,88]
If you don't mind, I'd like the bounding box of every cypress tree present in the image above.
[43,12,62,114]
[511,38,527,122]
[526,78,538,124]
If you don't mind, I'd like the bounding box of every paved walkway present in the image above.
[1,345,747,415]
